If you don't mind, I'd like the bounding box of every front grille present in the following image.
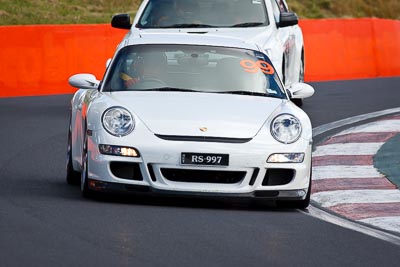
[161,168,246,184]
[110,162,143,181]
[262,169,294,186]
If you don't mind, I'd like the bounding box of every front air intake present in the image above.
[110,162,143,181]
[262,169,294,186]
[161,168,246,184]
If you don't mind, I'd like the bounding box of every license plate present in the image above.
[181,153,229,166]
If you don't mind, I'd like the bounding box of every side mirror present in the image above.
[287,82,314,99]
[69,74,100,89]
[278,12,298,28]
[111,14,132,30]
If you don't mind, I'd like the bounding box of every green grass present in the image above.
[290,0,400,20]
[0,0,141,25]
[0,0,399,25]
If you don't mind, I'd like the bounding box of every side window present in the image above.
[278,0,288,12]
[139,1,153,26]
[270,0,281,23]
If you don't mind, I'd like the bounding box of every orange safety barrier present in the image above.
[0,18,399,98]
[299,18,400,81]
[0,24,126,97]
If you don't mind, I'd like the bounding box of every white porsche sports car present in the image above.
[112,0,305,105]
[67,33,314,208]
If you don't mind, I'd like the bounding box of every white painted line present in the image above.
[311,190,400,207]
[303,206,400,246]
[312,165,383,180]
[310,108,400,243]
[313,107,400,137]
[359,216,400,234]
[313,142,384,157]
[338,120,400,135]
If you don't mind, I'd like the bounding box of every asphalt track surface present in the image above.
[1,77,399,267]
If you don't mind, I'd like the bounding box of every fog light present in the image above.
[298,190,306,197]
[99,144,140,157]
[267,153,304,163]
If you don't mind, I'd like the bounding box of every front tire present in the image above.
[81,133,92,198]
[277,168,312,209]
[292,98,303,107]
[291,181,311,209]
[66,119,80,185]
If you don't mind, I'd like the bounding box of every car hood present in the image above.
[108,92,283,138]
[134,27,271,46]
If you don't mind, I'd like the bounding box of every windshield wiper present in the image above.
[215,90,284,99]
[231,22,264,27]
[216,90,268,96]
[143,88,201,92]
[160,23,215,28]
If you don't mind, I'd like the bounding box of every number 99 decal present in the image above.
[240,59,275,75]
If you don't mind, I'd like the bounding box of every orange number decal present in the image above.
[257,60,274,74]
[240,59,258,73]
[240,59,275,75]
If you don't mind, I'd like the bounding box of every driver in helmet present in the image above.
[120,51,167,89]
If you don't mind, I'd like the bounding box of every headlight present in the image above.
[102,107,135,137]
[270,114,302,144]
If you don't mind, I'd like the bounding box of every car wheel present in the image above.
[66,119,80,185]
[291,180,311,209]
[81,133,92,198]
[292,98,303,107]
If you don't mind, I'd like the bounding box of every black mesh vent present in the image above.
[110,162,143,181]
[262,169,294,186]
[161,168,246,184]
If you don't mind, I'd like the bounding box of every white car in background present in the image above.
[67,33,314,208]
[112,0,305,105]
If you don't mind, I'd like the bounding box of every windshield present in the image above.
[103,44,286,99]
[137,0,269,28]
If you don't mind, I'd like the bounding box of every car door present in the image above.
[270,0,297,86]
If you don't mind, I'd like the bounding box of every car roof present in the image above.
[120,32,262,52]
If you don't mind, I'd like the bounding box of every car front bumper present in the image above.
[86,129,312,200]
